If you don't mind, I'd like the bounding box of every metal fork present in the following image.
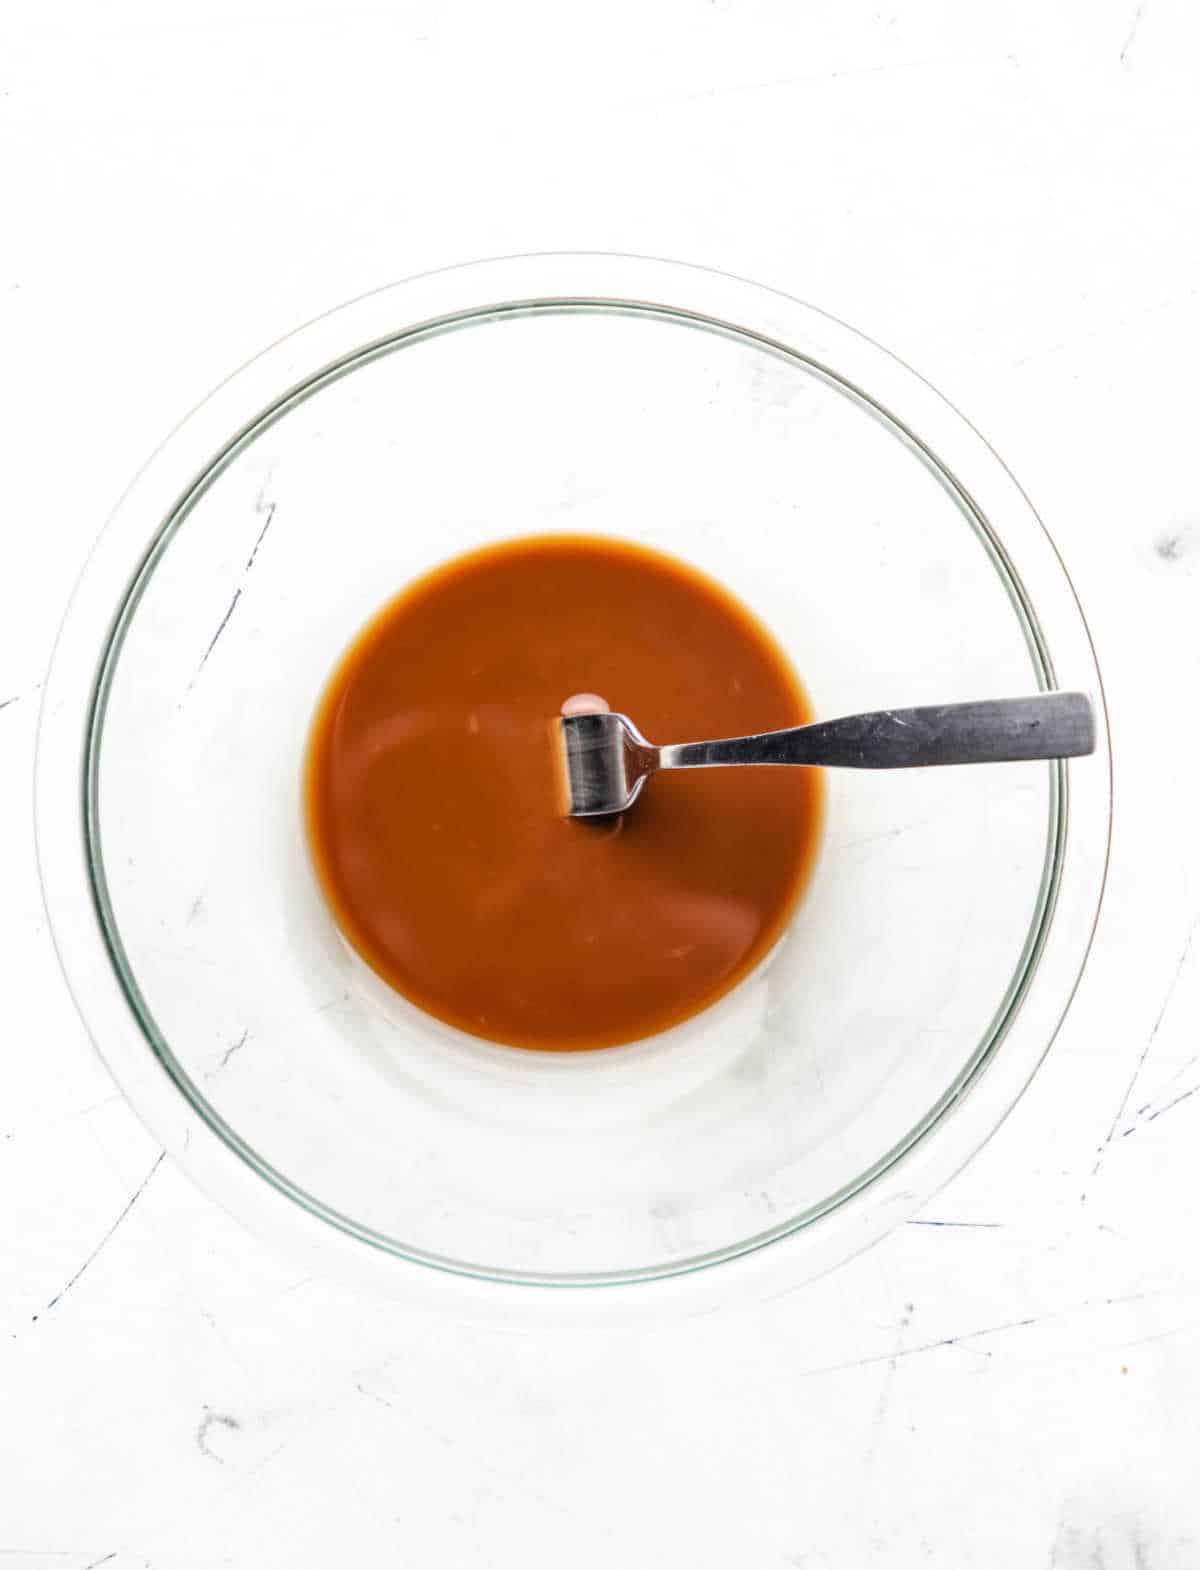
[558,693,1096,817]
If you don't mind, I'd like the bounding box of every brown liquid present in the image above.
[304,535,823,1050]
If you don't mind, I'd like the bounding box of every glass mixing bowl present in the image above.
[36,255,1109,1316]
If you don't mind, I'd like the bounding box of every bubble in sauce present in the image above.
[560,693,611,717]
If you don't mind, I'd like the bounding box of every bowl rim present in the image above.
[34,252,1111,1317]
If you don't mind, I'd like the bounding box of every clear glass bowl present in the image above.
[36,255,1109,1317]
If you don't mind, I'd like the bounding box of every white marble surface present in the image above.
[3,1,1199,1565]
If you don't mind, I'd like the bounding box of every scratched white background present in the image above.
[3,2,1200,1566]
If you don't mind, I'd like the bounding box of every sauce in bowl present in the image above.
[304,535,822,1049]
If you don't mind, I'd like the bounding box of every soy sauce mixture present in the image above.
[304,535,822,1050]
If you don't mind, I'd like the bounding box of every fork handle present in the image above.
[658,693,1095,771]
